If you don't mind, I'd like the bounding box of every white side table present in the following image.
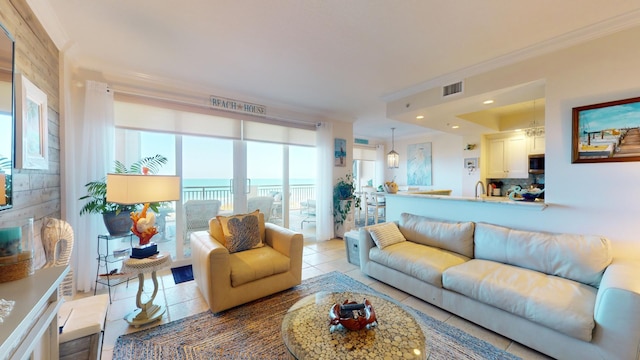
[121,252,171,327]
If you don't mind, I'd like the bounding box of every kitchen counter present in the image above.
[393,191,547,209]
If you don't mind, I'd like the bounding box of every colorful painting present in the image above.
[572,96,640,163]
[334,138,346,167]
[407,142,432,186]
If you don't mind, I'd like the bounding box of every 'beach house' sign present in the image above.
[210,95,266,116]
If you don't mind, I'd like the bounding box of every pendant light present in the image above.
[525,99,545,137]
[387,127,399,168]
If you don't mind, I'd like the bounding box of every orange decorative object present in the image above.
[329,298,377,331]
[130,203,158,245]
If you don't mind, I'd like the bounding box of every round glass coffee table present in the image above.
[281,291,427,359]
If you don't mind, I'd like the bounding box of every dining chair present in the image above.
[363,187,385,225]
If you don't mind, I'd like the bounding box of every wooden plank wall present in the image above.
[0,0,61,267]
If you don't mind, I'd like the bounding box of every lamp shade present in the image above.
[106,174,180,204]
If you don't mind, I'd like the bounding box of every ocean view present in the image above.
[183,178,315,187]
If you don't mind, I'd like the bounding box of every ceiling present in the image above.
[27,0,640,141]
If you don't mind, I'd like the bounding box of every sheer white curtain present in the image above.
[65,80,114,292]
[315,122,334,241]
[376,144,385,188]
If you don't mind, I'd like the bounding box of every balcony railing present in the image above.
[182,184,315,211]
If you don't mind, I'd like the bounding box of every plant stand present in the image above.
[335,199,354,239]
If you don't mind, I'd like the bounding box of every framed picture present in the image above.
[464,157,478,174]
[334,138,346,167]
[572,96,640,163]
[407,142,432,186]
[16,75,48,170]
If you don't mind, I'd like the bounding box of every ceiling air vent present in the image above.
[442,81,464,97]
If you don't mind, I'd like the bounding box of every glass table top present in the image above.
[281,291,427,359]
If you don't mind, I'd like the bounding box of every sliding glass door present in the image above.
[118,129,317,260]
[246,141,283,225]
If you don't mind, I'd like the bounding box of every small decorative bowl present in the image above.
[521,192,540,201]
[329,299,377,331]
[383,183,398,194]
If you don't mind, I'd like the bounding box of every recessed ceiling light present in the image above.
[416,115,424,119]
[483,100,494,105]
[451,125,460,129]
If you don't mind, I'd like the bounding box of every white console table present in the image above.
[0,266,68,360]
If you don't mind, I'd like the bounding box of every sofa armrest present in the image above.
[593,259,640,359]
[265,222,303,282]
[265,223,302,257]
[190,230,232,309]
[358,227,377,273]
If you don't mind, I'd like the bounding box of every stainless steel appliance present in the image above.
[529,154,545,174]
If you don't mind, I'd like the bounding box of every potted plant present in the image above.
[79,154,168,236]
[333,173,361,234]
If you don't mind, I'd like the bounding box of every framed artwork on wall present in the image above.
[572,96,640,163]
[334,138,346,167]
[464,157,478,174]
[407,142,432,186]
[16,74,48,170]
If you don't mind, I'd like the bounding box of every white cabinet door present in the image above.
[487,133,528,179]
[528,134,545,154]
[488,138,507,178]
[506,135,528,178]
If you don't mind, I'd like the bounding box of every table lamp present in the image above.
[106,173,180,258]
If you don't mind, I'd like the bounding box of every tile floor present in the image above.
[92,238,552,360]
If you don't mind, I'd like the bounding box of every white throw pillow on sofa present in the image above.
[368,222,406,249]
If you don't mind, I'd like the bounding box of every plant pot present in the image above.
[102,211,132,236]
[334,199,354,238]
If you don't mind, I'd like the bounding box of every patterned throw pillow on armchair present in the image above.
[216,210,265,253]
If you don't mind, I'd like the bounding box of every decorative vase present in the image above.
[102,211,133,236]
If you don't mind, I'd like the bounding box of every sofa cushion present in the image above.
[443,259,597,341]
[369,241,469,287]
[474,222,612,287]
[399,213,475,258]
[229,245,290,287]
[212,211,266,248]
[368,222,406,249]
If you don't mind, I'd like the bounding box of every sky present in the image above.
[579,101,640,133]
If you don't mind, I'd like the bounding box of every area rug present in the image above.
[114,272,520,360]
[170,265,194,284]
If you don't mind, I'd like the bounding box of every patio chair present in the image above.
[300,199,316,228]
[247,196,274,222]
[184,200,222,239]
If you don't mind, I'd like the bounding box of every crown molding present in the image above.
[26,0,71,51]
[382,9,640,102]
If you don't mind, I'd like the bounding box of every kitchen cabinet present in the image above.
[487,133,528,178]
[528,133,545,154]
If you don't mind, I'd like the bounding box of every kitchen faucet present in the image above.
[475,180,485,199]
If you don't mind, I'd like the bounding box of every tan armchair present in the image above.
[191,221,303,313]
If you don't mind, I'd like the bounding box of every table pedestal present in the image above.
[124,271,166,327]
[122,253,171,327]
